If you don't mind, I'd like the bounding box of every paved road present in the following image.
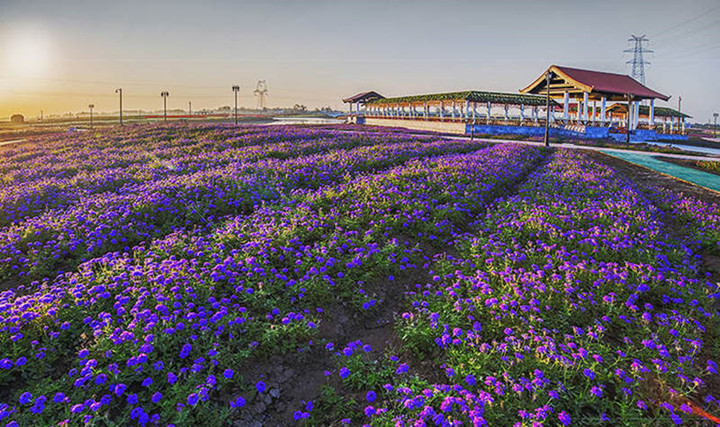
[0,139,26,147]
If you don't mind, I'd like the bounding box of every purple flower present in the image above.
[583,368,595,380]
[558,411,571,425]
[187,393,199,406]
[256,381,266,393]
[179,343,192,359]
[230,396,246,408]
[223,369,234,379]
[114,383,127,396]
[339,367,350,379]
[53,392,66,403]
[19,392,32,405]
[364,406,376,417]
[152,392,163,403]
[127,394,138,405]
[366,390,376,402]
[396,363,409,374]
[71,404,85,414]
[142,377,153,387]
[78,349,89,359]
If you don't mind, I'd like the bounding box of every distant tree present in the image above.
[218,106,231,111]
[293,104,307,112]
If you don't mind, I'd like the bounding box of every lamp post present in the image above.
[544,71,552,147]
[232,85,240,125]
[161,91,169,122]
[115,88,123,126]
[88,104,94,128]
[626,94,633,144]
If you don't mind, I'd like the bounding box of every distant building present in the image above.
[10,114,24,124]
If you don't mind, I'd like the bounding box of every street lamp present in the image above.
[232,85,240,125]
[544,71,552,147]
[115,88,123,126]
[88,104,94,128]
[161,91,169,122]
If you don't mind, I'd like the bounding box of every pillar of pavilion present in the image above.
[520,65,670,132]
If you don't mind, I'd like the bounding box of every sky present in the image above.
[0,0,719,122]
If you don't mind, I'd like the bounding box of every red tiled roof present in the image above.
[342,91,384,103]
[554,66,670,100]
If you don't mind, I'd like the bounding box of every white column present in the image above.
[533,106,538,124]
[563,92,569,121]
[682,118,686,133]
[472,102,476,121]
[451,101,456,120]
[504,105,509,124]
[520,103,525,123]
[635,101,640,129]
[583,92,589,123]
[591,100,596,124]
[440,102,444,121]
[600,97,607,125]
[487,102,491,124]
[649,99,655,127]
[465,100,470,121]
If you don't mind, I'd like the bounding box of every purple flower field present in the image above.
[0,124,719,426]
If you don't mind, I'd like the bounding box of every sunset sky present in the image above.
[1,0,718,122]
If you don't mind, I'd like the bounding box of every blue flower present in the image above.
[19,392,32,405]
[187,393,199,406]
[114,383,127,396]
[152,392,163,403]
[256,381,266,393]
[142,377,153,387]
[366,391,376,402]
[53,392,66,403]
[223,369,234,379]
[558,411,571,425]
[230,396,246,408]
[339,367,350,379]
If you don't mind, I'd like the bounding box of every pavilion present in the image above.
[343,65,688,142]
[520,65,671,131]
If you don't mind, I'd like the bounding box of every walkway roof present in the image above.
[364,91,559,107]
[521,65,670,101]
[607,103,691,119]
[342,91,385,103]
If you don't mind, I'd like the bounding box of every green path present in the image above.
[601,150,720,193]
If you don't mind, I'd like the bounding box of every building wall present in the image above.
[365,118,466,134]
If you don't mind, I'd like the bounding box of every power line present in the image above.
[651,4,720,39]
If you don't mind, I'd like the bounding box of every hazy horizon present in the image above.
[1,0,718,122]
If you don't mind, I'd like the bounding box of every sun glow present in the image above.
[3,25,55,79]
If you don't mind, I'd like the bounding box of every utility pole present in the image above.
[161,91,169,122]
[40,110,43,122]
[544,71,552,147]
[714,113,718,138]
[189,101,192,116]
[232,85,240,125]
[115,88,123,126]
[678,96,682,113]
[89,104,94,128]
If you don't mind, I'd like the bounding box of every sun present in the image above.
[3,26,54,78]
